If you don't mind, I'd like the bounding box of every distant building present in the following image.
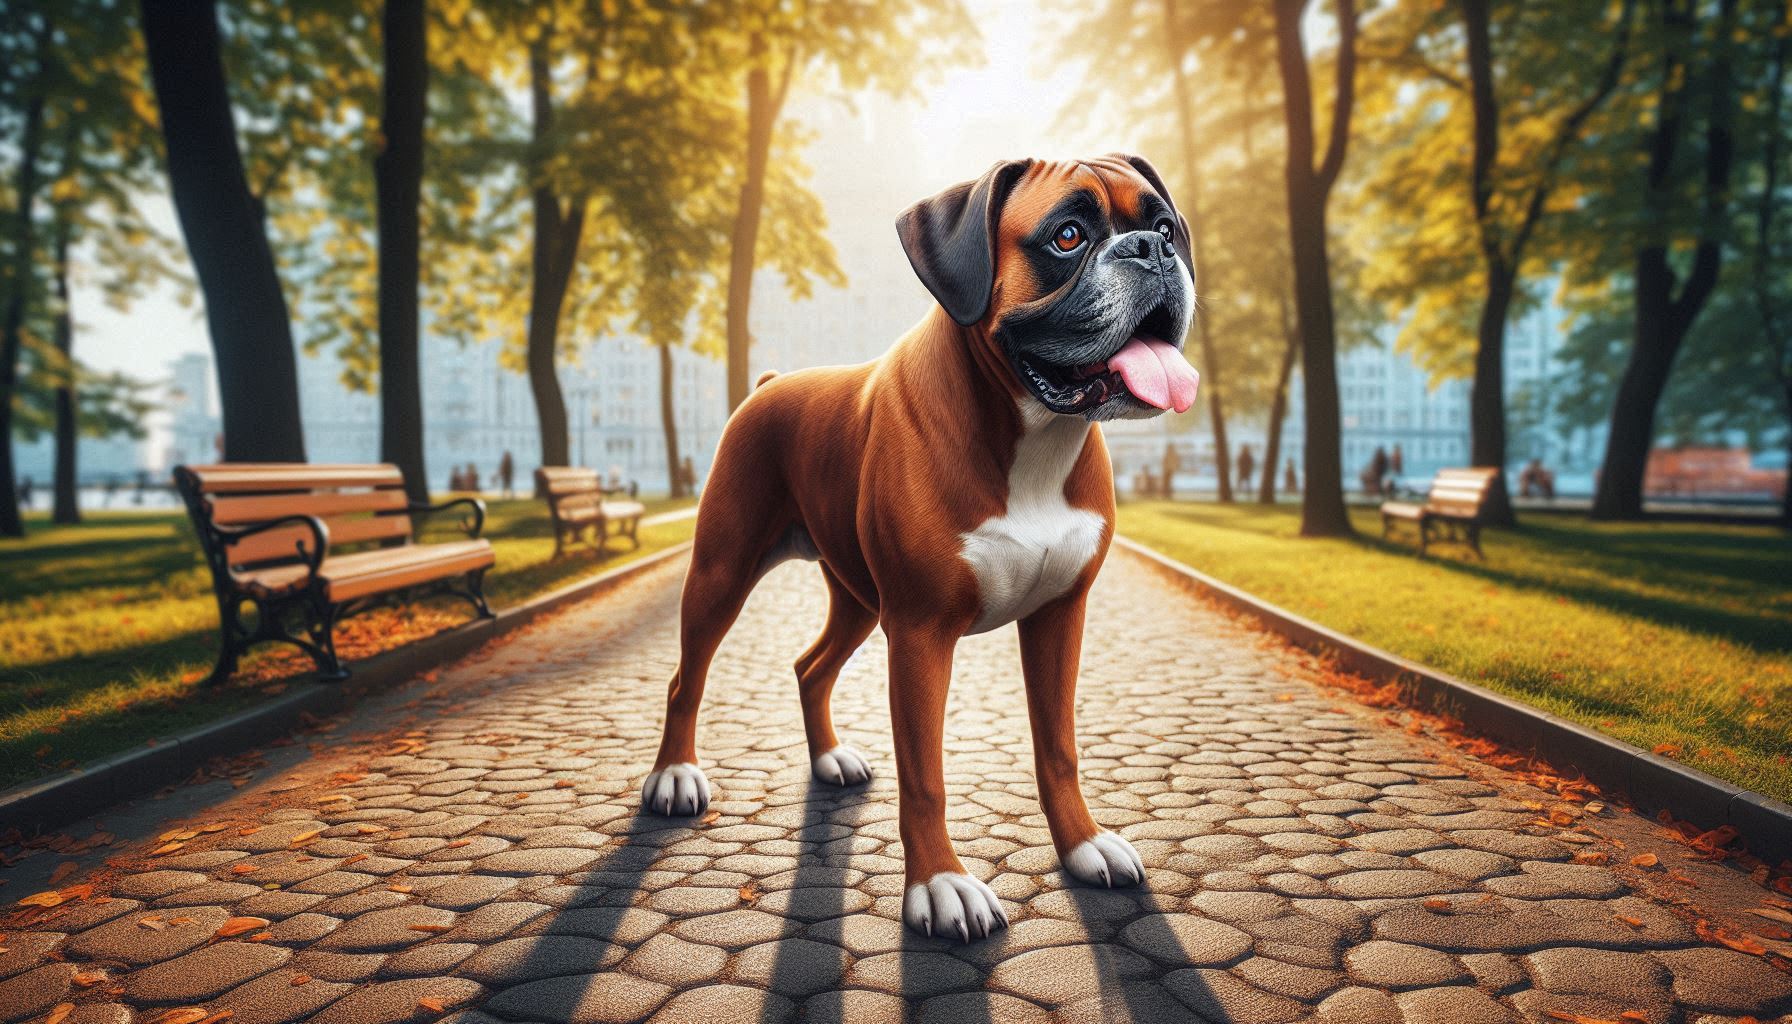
[296,330,728,495]
[166,352,221,469]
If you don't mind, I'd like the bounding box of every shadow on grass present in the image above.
[1137,502,1792,656]
[0,519,203,599]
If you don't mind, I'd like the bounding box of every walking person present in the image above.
[1160,442,1182,501]
[1236,444,1256,493]
[1284,459,1299,495]
[497,451,515,499]
[1364,446,1389,497]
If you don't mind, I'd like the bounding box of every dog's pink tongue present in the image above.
[1108,336,1200,413]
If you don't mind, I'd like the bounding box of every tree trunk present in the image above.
[1781,384,1791,529]
[1460,0,1516,527]
[1593,252,1686,519]
[725,33,791,413]
[1469,268,1517,525]
[525,36,582,470]
[1273,0,1357,538]
[141,0,305,463]
[658,343,683,498]
[376,0,429,503]
[1593,0,1736,520]
[0,91,44,539]
[51,224,78,525]
[1259,313,1299,505]
[1161,0,1230,501]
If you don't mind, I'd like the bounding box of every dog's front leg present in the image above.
[1018,590,1146,889]
[886,621,1008,943]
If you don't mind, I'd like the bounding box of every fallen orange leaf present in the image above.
[213,916,272,939]
[1422,898,1451,911]
[152,1010,212,1024]
[1573,851,1611,865]
[18,890,68,908]
[230,865,259,876]
[444,839,471,849]
[151,842,184,857]
[408,923,451,933]
[417,996,446,1012]
[342,854,368,866]
[1630,853,1659,868]
[45,1004,74,1024]
[287,828,324,848]
[48,862,78,885]
[289,973,312,986]
[1617,915,1646,927]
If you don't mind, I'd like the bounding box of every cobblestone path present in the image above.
[4,550,1791,1024]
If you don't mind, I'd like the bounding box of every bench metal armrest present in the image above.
[216,513,330,579]
[409,496,487,538]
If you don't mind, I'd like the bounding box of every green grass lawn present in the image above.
[1117,501,1792,803]
[0,496,695,787]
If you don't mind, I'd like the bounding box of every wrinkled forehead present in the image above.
[999,158,1164,243]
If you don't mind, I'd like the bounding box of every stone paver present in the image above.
[4,551,1791,1022]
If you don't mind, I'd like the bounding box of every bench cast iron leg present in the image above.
[207,595,246,687]
[466,569,495,619]
[305,594,350,681]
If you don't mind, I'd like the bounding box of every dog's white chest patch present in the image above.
[960,407,1105,635]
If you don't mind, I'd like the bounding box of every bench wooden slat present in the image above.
[1381,501,1425,520]
[239,539,494,601]
[1427,486,1492,506]
[227,513,412,566]
[537,469,601,495]
[185,463,407,493]
[208,489,409,525]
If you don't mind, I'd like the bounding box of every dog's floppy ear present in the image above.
[896,159,1032,326]
[1114,153,1192,257]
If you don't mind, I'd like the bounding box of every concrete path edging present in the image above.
[1113,534,1792,861]
[0,540,694,834]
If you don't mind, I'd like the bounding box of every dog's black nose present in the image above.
[1104,229,1172,268]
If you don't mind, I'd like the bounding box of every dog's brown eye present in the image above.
[1053,222,1084,253]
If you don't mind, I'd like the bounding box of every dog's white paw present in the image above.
[641,763,710,816]
[902,871,1009,943]
[811,744,872,786]
[1062,830,1146,888]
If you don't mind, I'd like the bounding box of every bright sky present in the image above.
[71,0,1138,407]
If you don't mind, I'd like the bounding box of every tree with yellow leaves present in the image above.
[714,0,977,412]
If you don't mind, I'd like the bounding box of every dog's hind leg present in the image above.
[798,566,877,786]
[643,489,789,817]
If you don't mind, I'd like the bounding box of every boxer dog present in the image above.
[642,155,1199,943]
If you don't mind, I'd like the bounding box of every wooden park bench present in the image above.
[535,466,646,558]
[173,463,495,684]
[1379,467,1498,558]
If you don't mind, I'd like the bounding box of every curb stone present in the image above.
[0,540,694,834]
[1114,535,1792,861]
